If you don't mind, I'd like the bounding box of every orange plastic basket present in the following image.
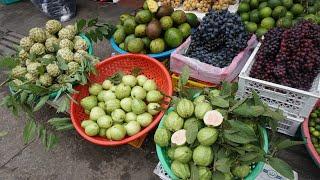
[70,54,173,146]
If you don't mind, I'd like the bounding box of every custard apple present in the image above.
[57,74,70,84]
[45,37,59,53]
[91,58,100,65]
[11,65,27,78]
[27,62,41,75]
[58,28,75,40]
[59,39,74,50]
[74,38,88,51]
[42,54,56,61]
[57,48,74,62]
[29,43,46,56]
[39,73,53,87]
[25,73,38,83]
[20,37,34,51]
[45,20,62,34]
[45,31,55,39]
[29,28,47,43]
[73,36,82,43]
[67,62,80,74]
[19,50,29,60]
[76,49,88,56]
[65,25,77,35]
[46,64,60,77]
[73,52,85,63]
[12,79,23,86]
[25,59,32,66]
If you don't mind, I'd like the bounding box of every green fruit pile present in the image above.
[238,0,320,38]
[80,72,164,141]
[112,3,199,54]
[308,108,320,154]
[11,20,98,89]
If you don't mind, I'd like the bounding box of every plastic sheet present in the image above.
[30,0,76,22]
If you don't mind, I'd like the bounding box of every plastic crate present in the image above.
[0,0,20,5]
[237,42,320,120]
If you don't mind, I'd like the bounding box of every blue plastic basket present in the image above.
[110,37,176,60]
[0,0,20,5]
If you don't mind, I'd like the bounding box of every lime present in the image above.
[304,14,318,24]
[241,0,251,3]
[282,0,293,9]
[311,137,318,143]
[260,7,273,18]
[256,27,268,38]
[310,127,316,132]
[310,121,316,127]
[241,13,250,21]
[312,130,320,137]
[285,11,294,19]
[250,9,261,23]
[245,22,258,32]
[261,17,276,29]
[250,0,260,9]
[272,6,287,19]
[238,3,251,13]
[259,2,269,10]
[291,4,304,16]
[316,125,320,131]
[317,148,320,154]
[311,112,318,118]
[276,17,292,28]
[268,0,282,9]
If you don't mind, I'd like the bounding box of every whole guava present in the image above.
[136,112,153,127]
[176,99,194,118]
[173,146,192,163]
[120,97,133,112]
[125,112,137,122]
[99,128,106,137]
[137,75,148,86]
[111,109,126,123]
[89,83,103,95]
[131,86,147,100]
[146,90,163,103]
[183,117,204,130]
[131,98,147,115]
[197,127,218,146]
[85,123,99,136]
[109,124,126,140]
[81,120,95,128]
[143,79,157,91]
[232,165,251,178]
[97,90,112,102]
[100,90,116,102]
[167,147,176,160]
[193,95,206,105]
[198,166,212,180]
[171,160,191,179]
[125,121,141,136]
[154,127,171,147]
[98,102,106,110]
[90,107,106,121]
[147,103,161,115]
[193,145,213,166]
[115,83,131,99]
[105,99,121,113]
[164,111,184,132]
[102,79,113,90]
[194,102,212,120]
[97,115,113,129]
[122,75,137,87]
[106,128,112,139]
[80,96,98,111]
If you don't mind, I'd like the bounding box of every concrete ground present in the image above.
[0,0,319,179]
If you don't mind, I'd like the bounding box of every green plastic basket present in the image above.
[156,107,269,180]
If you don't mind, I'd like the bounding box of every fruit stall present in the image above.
[0,0,320,179]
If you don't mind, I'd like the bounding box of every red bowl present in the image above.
[301,104,320,168]
[70,54,173,146]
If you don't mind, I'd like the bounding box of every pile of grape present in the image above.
[309,107,320,154]
[250,20,320,90]
[186,10,250,68]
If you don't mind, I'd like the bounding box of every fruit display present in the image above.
[250,20,320,91]
[79,71,164,141]
[186,10,250,67]
[212,0,237,11]
[183,0,212,12]
[154,80,296,180]
[238,0,320,37]
[308,107,320,154]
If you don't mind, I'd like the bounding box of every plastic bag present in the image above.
[170,35,258,84]
[30,0,76,22]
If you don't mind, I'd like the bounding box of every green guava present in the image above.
[193,145,213,166]
[125,121,141,136]
[197,127,218,146]
[173,146,192,163]
[171,160,190,179]
[176,99,194,118]
[80,95,98,111]
[154,127,171,147]
[164,111,184,132]
[136,112,153,127]
[194,102,212,120]
[90,107,106,121]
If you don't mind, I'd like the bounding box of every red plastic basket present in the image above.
[70,54,173,146]
[302,103,320,167]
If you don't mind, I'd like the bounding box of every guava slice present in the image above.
[203,110,223,127]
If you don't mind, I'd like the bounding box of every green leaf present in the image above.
[46,133,59,151]
[131,67,141,76]
[186,123,198,144]
[224,120,257,144]
[48,117,71,126]
[252,91,264,106]
[215,158,231,173]
[220,82,233,97]
[89,30,97,42]
[55,124,74,131]
[210,96,229,108]
[96,29,104,41]
[20,91,29,104]
[108,71,124,85]
[0,130,8,137]
[40,128,46,145]
[263,108,285,121]
[228,120,256,137]
[239,152,259,162]
[232,103,265,117]
[180,87,203,100]
[229,97,247,112]
[19,84,49,96]
[0,56,19,69]
[57,97,70,113]
[33,95,50,112]
[23,120,37,144]
[275,139,305,150]
[178,66,190,90]
[268,157,294,180]
[190,163,199,180]
[76,19,86,32]
[87,18,98,27]
[211,171,225,180]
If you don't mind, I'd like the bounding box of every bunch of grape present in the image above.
[186,10,250,68]
[250,21,320,90]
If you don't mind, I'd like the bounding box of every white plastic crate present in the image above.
[237,43,320,119]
